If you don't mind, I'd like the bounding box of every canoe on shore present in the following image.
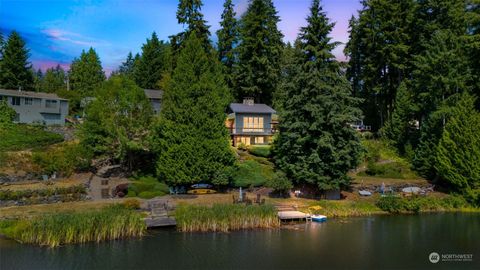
[311,215,327,222]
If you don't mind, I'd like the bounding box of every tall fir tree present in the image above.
[0,31,34,90]
[69,47,105,98]
[133,33,170,89]
[0,32,3,85]
[118,52,136,80]
[170,0,212,66]
[435,93,480,204]
[41,65,67,93]
[216,0,238,90]
[153,32,234,185]
[345,0,415,130]
[274,0,362,191]
[235,0,284,105]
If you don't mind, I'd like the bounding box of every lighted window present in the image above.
[256,137,264,144]
[243,117,264,132]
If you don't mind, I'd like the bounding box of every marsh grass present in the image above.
[0,204,145,247]
[175,204,280,232]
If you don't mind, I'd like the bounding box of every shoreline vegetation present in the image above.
[0,199,478,247]
[175,204,280,232]
[0,204,145,247]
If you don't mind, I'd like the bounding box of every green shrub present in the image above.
[364,161,403,178]
[266,171,292,196]
[0,125,63,152]
[232,160,274,187]
[32,143,92,176]
[128,176,168,198]
[0,100,16,124]
[248,146,271,158]
[376,195,470,213]
[138,191,164,199]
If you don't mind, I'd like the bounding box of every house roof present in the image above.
[144,89,163,100]
[229,103,276,114]
[0,89,67,101]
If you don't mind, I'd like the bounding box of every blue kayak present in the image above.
[311,215,327,222]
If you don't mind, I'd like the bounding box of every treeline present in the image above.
[345,0,480,204]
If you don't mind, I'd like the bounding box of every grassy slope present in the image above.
[0,125,63,152]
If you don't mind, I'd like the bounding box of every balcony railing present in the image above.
[228,127,278,135]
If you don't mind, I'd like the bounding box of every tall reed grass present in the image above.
[0,204,145,247]
[175,204,280,232]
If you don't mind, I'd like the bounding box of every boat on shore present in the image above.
[311,215,327,222]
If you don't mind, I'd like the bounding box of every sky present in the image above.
[0,0,362,74]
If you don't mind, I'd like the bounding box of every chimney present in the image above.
[18,86,22,92]
[243,97,254,106]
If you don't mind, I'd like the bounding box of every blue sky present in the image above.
[0,0,362,73]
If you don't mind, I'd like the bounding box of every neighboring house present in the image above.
[226,98,278,146]
[143,89,163,114]
[80,89,163,116]
[0,89,68,125]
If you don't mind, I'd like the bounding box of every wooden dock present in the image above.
[277,211,312,222]
[145,199,177,228]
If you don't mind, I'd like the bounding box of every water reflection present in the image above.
[1,213,479,270]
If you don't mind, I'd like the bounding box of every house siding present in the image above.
[1,94,68,125]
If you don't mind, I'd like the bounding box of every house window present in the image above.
[255,137,264,144]
[45,100,58,108]
[25,98,33,105]
[11,97,20,106]
[243,117,264,132]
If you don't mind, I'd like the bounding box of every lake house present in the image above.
[226,98,278,146]
[0,89,68,125]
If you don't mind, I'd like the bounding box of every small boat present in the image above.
[311,215,327,222]
[359,190,372,196]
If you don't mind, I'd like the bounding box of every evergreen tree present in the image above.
[170,0,211,63]
[134,33,170,89]
[42,65,67,93]
[216,0,238,90]
[382,82,418,155]
[32,68,43,92]
[176,0,210,44]
[345,0,415,130]
[411,30,472,175]
[118,52,136,79]
[435,93,480,204]
[413,30,471,118]
[235,0,284,105]
[153,32,234,186]
[69,47,105,98]
[274,0,362,191]
[1,31,34,90]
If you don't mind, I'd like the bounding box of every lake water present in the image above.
[1,213,479,270]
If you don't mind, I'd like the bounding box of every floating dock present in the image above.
[277,211,312,222]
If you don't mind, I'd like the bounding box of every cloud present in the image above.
[42,28,110,47]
